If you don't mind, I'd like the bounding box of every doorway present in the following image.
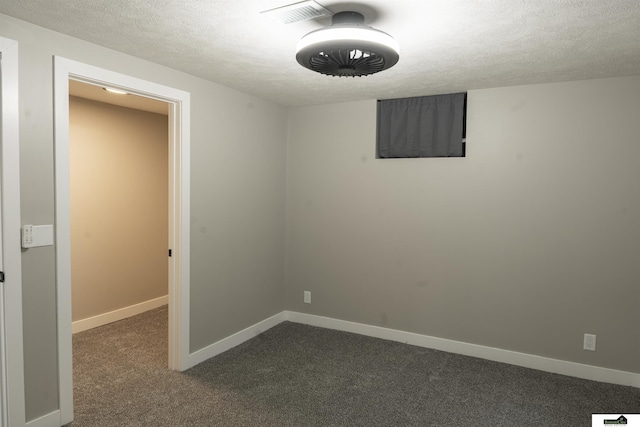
[69,82,169,333]
[54,57,191,425]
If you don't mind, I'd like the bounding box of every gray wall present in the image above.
[1,13,287,422]
[286,76,640,375]
[4,9,640,425]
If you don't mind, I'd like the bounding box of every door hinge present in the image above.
[168,249,172,257]
[0,271,4,282]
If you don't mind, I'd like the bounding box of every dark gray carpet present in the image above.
[71,306,639,426]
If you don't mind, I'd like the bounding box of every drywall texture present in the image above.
[286,76,640,375]
[69,96,168,322]
[1,13,287,422]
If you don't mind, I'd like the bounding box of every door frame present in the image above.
[53,57,191,424]
[0,37,26,427]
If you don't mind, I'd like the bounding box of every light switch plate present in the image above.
[22,225,33,247]
[22,224,54,248]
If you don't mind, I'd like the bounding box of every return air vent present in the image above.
[260,0,332,24]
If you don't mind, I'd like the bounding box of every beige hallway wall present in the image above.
[69,96,168,322]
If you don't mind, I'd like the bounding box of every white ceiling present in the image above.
[1,0,640,107]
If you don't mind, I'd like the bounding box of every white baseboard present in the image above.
[72,295,168,334]
[25,410,61,427]
[285,311,640,388]
[28,311,639,427]
[186,312,287,369]
[180,309,638,387]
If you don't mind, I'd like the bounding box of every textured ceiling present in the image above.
[1,0,640,107]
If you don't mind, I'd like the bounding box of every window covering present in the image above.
[377,92,466,158]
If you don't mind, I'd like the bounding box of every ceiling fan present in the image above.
[261,0,399,77]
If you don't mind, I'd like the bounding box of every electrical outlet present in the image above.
[304,291,311,304]
[583,333,596,351]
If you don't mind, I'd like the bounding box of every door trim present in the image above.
[53,57,191,425]
[0,37,26,427]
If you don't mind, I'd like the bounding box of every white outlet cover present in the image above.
[583,333,596,351]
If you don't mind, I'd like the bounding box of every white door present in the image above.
[0,37,26,427]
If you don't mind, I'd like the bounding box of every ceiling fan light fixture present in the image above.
[296,11,399,77]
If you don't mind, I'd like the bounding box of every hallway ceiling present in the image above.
[1,0,639,106]
[69,80,169,115]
